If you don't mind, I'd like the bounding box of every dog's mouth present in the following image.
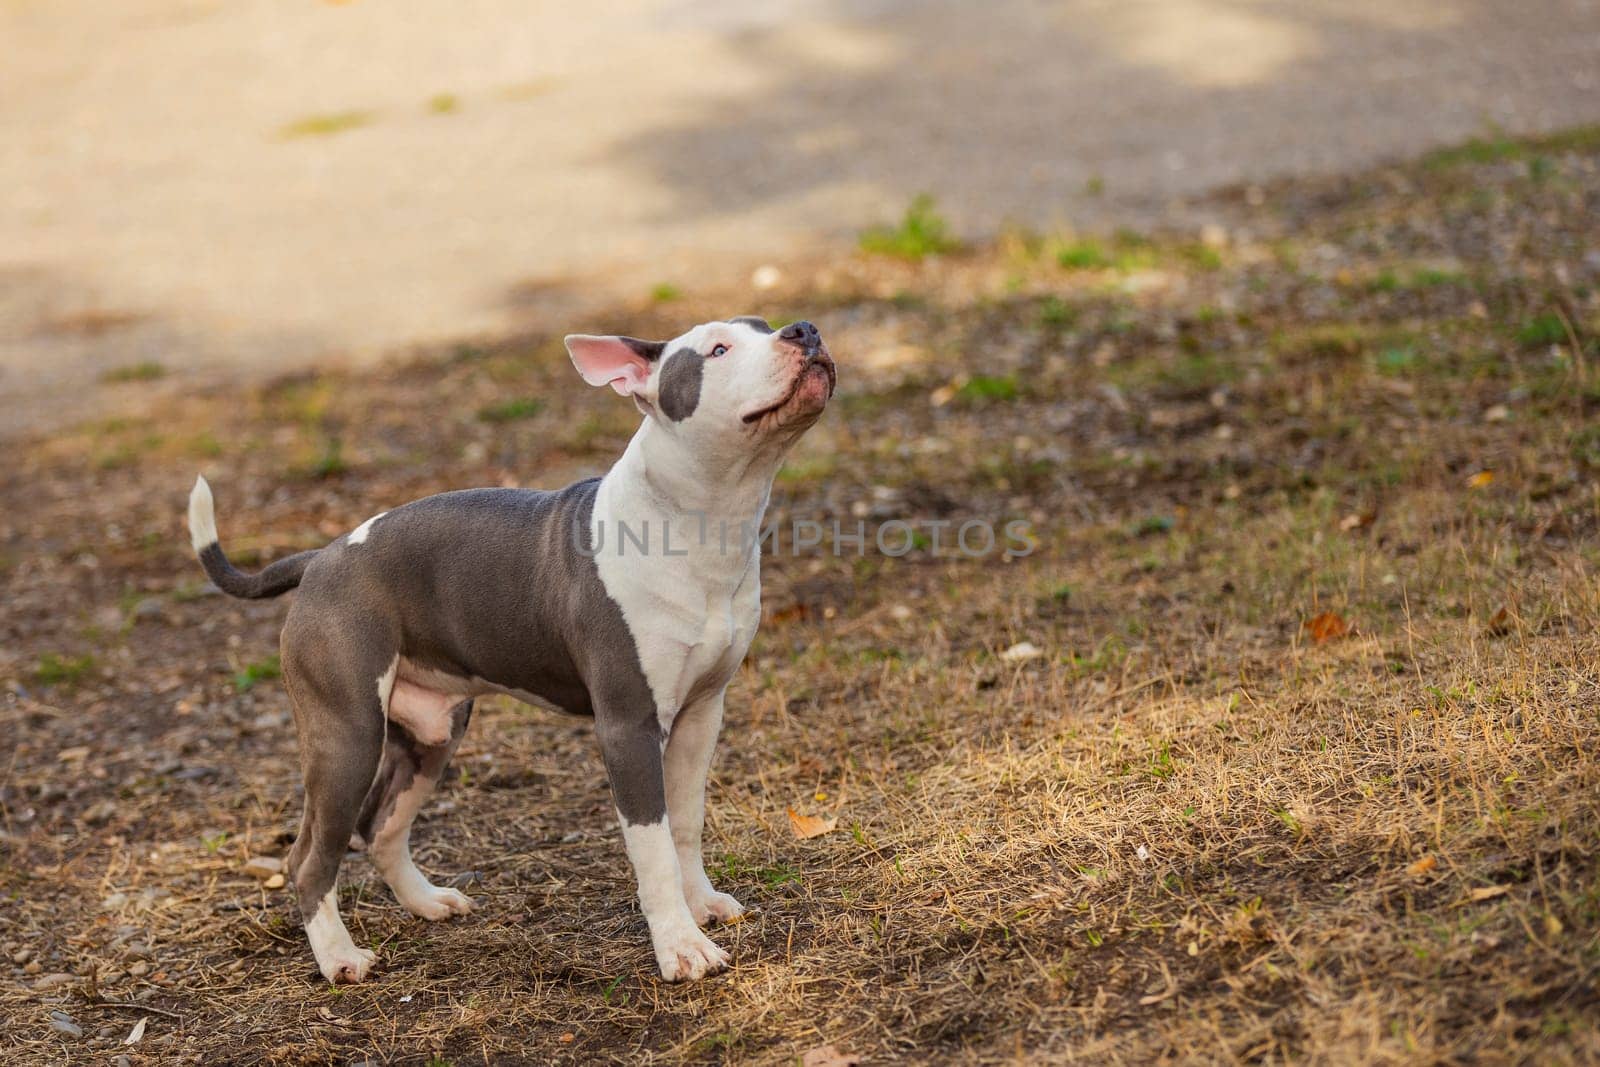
[741,351,836,425]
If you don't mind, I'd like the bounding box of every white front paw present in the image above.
[685,884,746,927]
[401,884,474,922]
[652,921,730,982]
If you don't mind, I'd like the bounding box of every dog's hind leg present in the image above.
[357,697,475,921]
[281,619,390,985]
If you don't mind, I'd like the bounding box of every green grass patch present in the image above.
[1056,240,1112,270]
[35,653,96,687]
[233,654,282,693]
[428,93,459,114]
[1367,267,1466,293]
[1055,231,1161,272]
[649,282,682,303]
[957,374,1021,403]
[1517,313,1567,348]
[1571,425,1600,471]
[99,361,166,383]
[1037,296,1078,328]
[278,111,375,139]
[858,194,960,261]
[777,454,838,486]
[296,437,347,480]
[1423,124,1600,169]
[477,397,544,423]
[187,432,224,458]
[1180,243,1223,271]
[1375,345,1421,375]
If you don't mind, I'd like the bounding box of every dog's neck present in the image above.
[596,417,785,555]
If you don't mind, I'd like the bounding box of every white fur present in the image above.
[349,511,387,545]
[368,656,473,918]
[187,475,218,552]
[590,403,771,731]
[376,656,398,713]
[305,889,376,984]
[583,319,821,976]
[620,816,729,981]
[369,779,474,921]
[666,693,745,925]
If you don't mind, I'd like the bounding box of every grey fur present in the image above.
[208,478,671,944]
[356,699,473,847]
[619,337,666,361]
[198,543,316,598]
[656,346,704,422]
[729,315,774,334]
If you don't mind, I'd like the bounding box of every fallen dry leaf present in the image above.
[767,602,809,625]
[1467,469,1495,489]
[1405,855,1437,877]
[1339,510,1375,532]
[1465,885,1511,904]
[802,1046,861,1067]
[1304,611,1350,644]
[1485,606,1512,637]
[124,1017,147,1045]
[787,808,838,840]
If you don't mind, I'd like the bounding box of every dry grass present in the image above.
[2,134,1599,1064]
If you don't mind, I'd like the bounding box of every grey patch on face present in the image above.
[729,315,774,334]
[620,337,666,361]
[656,345,704,422]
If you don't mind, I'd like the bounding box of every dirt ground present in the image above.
[3,129,1600,1064]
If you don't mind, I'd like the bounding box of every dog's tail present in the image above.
[187,476,317,599]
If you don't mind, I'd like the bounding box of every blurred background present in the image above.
[4,0,1599,435]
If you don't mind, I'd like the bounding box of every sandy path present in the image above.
[3,0,1598,435]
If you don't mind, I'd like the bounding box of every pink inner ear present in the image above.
[565,335,651,396]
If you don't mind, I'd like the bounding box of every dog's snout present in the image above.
[779,320,820,350]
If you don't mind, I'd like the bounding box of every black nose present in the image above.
[779,320,820,349]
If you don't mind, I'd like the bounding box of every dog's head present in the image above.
[565,317,836,454]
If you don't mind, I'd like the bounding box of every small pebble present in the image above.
[34,972,76,991]
[12,947,33,965]
[49,1011,83,1039]
[128,961,151,978]
[242,856,283,880]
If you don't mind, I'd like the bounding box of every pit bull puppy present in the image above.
[186,317,835,984]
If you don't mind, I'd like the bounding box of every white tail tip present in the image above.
[188,475,218,552]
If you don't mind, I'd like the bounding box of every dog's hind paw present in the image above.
[400,884,475,921]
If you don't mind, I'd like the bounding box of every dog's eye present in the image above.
[709,343,729,357]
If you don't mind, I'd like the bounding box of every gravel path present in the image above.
[3,0,1598,435]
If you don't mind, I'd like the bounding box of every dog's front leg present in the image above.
[665,690,745,926]
[596,704,730,981]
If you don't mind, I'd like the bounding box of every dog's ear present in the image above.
[564,335,664,396]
